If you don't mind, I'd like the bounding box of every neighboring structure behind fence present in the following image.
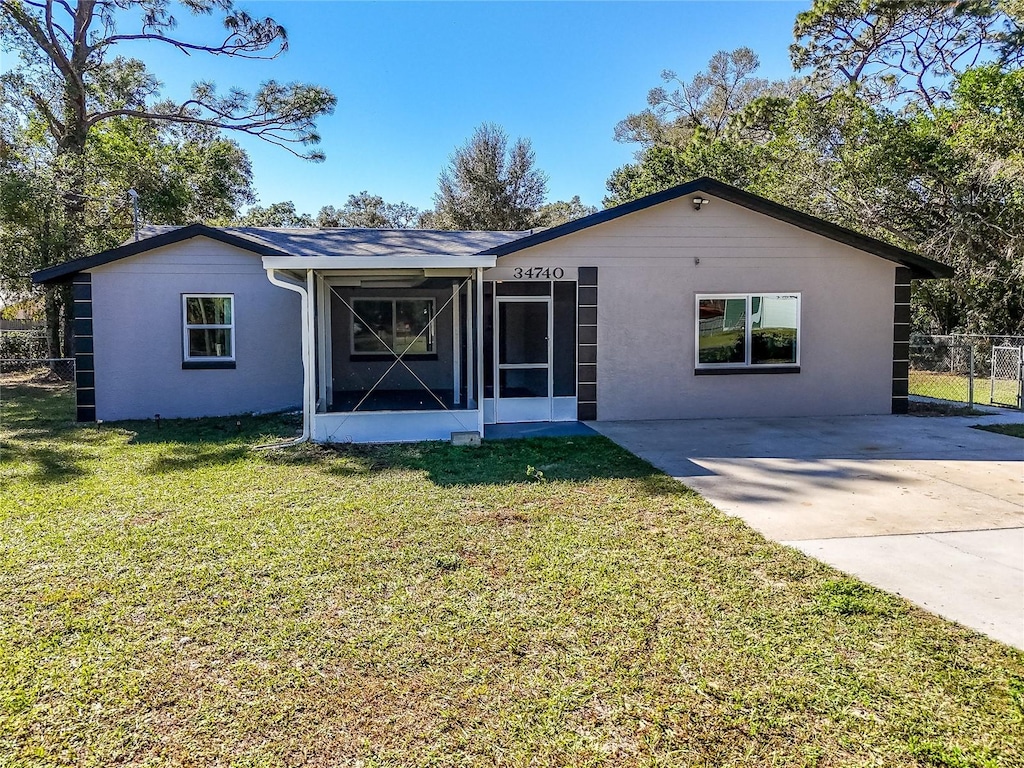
[910,335,1024,409]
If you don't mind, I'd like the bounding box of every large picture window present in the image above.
[696,294,800,369]
[183,294,234,363]
[351,298,435,356]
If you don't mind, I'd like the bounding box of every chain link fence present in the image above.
[1,328,75,380]
[0,328,48,360]
[0,358,76,380]
[909,335,1024,409]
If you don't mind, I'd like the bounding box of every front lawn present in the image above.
[2,376,1023,767]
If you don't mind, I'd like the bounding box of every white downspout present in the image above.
[259,268,313,447]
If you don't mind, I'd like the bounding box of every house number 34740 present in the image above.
[512,267,564,279]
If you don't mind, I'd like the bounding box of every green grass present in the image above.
[2,375,1023,767]
[974,423,1024,439]
[910,370,1021,408]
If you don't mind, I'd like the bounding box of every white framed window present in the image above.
[351,298,435,356]
[183,294,234,362]
[695,293,800,369]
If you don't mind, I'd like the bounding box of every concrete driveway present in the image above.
[591,413,1024,649]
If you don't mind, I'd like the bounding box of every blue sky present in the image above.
[28,1,809,214]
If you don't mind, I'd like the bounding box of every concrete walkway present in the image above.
[591,413,1024,649]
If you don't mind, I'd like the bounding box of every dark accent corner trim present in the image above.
[72,273,95,422]
[892,268,912,413]
[577,268,598,421]
[182,359,237,370]
[695,366,800,376]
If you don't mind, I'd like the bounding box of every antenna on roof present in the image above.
[127,189,140,241]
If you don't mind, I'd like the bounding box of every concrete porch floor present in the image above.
[591,412,1024,649]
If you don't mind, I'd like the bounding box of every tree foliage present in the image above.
[608,38,1024,335]
[433,123,547,231]
[0,0,336,161]
[535,196,598,228]
[0,0,335,356]
[234,200,312,227]
[615,48,797,147]
[316,191,420,228]
[791,0,1021,106]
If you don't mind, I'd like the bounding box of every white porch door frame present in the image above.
[475,267,485,434]
[494,294,553,423]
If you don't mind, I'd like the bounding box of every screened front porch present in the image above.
[311,268,485,443]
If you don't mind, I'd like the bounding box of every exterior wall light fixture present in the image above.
[692,197,710,211]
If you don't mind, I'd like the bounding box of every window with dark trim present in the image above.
[696,294,800,369]
[183,294,234,363]
[351,298,435,356]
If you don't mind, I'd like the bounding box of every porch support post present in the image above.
[305,269,317,433]
[476,267,485,436]
[452,282,461,405]
[316,274,330,410]
[464,280,473,409]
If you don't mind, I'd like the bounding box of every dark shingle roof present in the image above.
[31,177,952,283]
[225,226,527,258]
[32,224,527,283]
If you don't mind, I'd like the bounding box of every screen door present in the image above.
[495,297,552,422]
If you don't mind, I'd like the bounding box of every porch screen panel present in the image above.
[395,299,433,354]
[500,369,548,398]
[483,283,494,398]
[352,300,391,353]
[498,302,547,365]
[553,281,577,396]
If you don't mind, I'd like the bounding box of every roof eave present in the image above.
[31,224,287,284]
[486,177,952,280]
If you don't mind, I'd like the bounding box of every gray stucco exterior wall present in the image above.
[89,237,302,421]
[497,195,897,421]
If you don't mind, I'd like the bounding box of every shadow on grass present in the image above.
[0,440,87,483]
[295,437,697,492]
[146,444,253,473]
[125,412,301,447]
[124,412,300,474]
[4,381,688,491]
[0,382,77,429]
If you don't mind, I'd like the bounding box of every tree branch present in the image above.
[100,28,284,59]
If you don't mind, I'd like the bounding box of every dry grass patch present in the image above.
[1,379,1023,767]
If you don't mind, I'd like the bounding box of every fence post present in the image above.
[968,344,975,406]
[1018,350,1023,411]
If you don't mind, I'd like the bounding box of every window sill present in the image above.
[695,366,800,376]
[349,354,438,363]
[183,360,236,370]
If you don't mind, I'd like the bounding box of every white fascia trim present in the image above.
[261,255,497,271]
